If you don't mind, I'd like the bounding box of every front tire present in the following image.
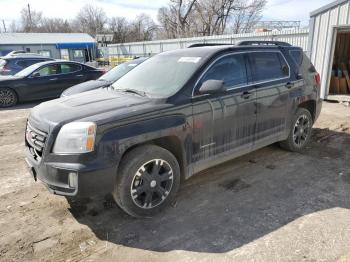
[280,108,313,152]
[113,145,181,218]
[0,88,17,108]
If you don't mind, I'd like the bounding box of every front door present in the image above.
[23,63,62,100]
[191,53,257,173]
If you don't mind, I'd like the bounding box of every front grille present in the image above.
[25,122,48,160]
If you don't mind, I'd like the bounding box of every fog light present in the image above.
[68,172,78,188]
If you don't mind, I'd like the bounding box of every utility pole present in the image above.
[2,20,6,33]
[27,3,32,32]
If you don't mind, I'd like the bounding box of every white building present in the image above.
[0,33,97,63]
[309,0,350,100]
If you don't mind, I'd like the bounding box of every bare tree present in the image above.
[158,0,266,38]
[130,14,158,41]
[9,20,21,33]
[20,6,43,32]
[108,17,130,43]
[157,0,197,38]
[74,4,107,36]
[40,18,73,33]
[231,0,267,33]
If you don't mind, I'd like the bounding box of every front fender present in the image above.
[97,115,192,177]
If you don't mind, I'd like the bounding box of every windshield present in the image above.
[111,54,202,98]
[100,61,141,82]
[15,63,42,77]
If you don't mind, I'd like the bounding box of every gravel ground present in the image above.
[0,101,350,262]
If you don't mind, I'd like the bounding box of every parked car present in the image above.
[25,41,322,217]
[61,57,147,97]
[3,50,27,56]
[0,60,104,107]
[0,55,54,75]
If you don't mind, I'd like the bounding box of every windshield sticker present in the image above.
[178,57,201,63]
[128,64,138,67]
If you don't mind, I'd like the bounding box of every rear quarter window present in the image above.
[16,59,45,68]
[248,52,289,82]
[289,50,303,66]
[60,63,82,73]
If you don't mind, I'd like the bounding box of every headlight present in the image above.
[53,122,96,154]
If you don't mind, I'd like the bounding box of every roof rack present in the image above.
[236,41,291,47]
[187,43,231,48]
[187,41,292,49]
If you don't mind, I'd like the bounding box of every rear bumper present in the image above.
[25,149,116,197]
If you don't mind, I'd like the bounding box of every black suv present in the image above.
[25,41,322,217]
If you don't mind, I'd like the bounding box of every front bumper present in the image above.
[25,148,116,197]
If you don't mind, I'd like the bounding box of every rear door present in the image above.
[247,51,291,147]
[56,63,86,94]
[191,53,257,173]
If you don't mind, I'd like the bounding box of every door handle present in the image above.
[285,82,294,89]
[241,91,252,99]
[76,74,84,77]
[49,78,58,81]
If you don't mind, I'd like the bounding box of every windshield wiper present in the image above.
[117,88,147,97]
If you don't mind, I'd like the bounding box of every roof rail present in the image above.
[187,43,232,48]
[236,41,291,47]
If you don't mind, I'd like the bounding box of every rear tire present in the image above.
[113,145,181,218]
[0,88,17,108]
[280,108,313,152]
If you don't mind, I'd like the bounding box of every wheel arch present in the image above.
[298,99,316,121]
[118,135,188,182]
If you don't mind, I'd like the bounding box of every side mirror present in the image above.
[31,72,40,78]
[198,80,226,95]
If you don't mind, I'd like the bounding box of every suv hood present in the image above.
[29,89,167,132]
[61,80,110,97]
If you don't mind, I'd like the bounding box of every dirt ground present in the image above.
[0,101,350,262]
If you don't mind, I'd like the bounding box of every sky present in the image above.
[0,0,335,27]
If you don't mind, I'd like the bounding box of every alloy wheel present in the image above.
[130,159,174,209]
[0,89,16,107]
[293,114,311,147]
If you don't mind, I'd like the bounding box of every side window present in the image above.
[25,59,43,67]
[248,52,289,83]
[199,54,247,90]
[16,60,29,68]
[60,63,82,74]
[36,64,61,76]
[289,50,303,66]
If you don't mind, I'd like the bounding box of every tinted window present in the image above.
[200,54,247,88]
[17,59,43,68]
[289,50,303,66]
[60,63,81,73]
[248,52,289,82]
[36,64,60,76]
[16,60,29,68]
